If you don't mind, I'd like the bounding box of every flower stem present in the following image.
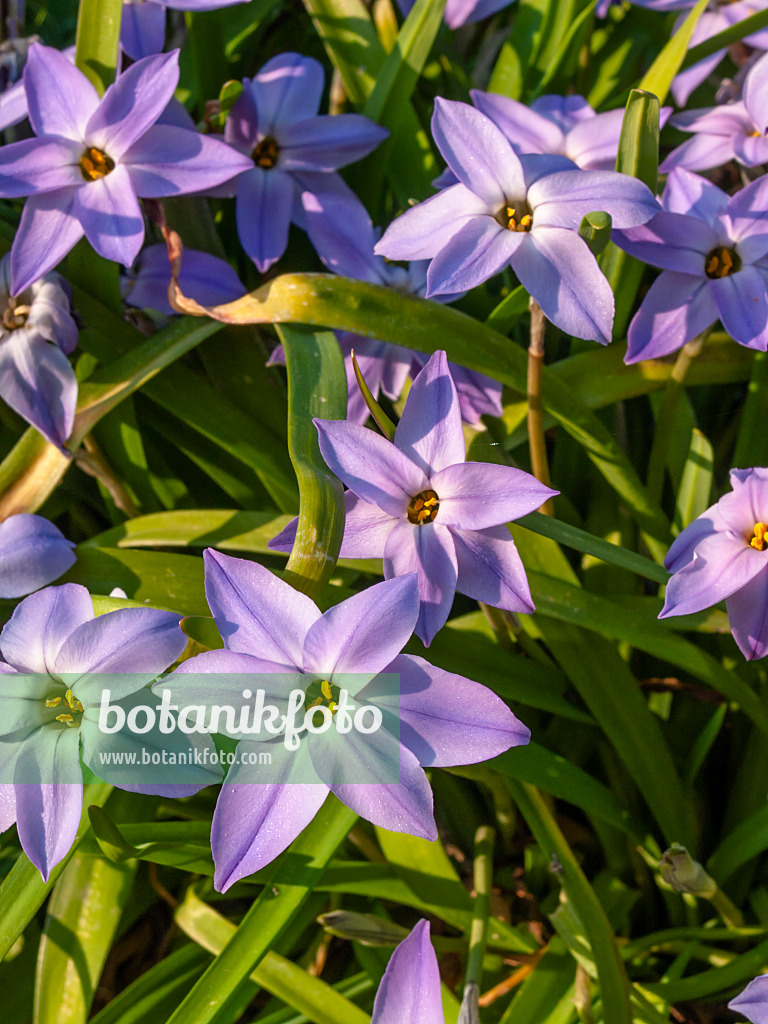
[527,300,554,516]
[646,333,706,505]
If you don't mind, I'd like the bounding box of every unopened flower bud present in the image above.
[659,844,717,897]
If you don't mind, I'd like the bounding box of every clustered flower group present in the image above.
[4,2,768,1015]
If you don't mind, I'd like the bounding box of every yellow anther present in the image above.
[55,713,75,726]
[321,679,334,701]
[751,522,768,550]
[706,254,719,275]
[407,488,440,525]
[80,146,115,181]
[705,245,740,279]
[721,250,734,274]
[44,696,62,708]
[308,696,323,708]
[519,214,533,228]
[329,702,338,714]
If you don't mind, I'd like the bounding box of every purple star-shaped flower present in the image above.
[730,974,768,1022]
[0,514,75,598]
[160,553,529,890]
[613,168,768,361]
[222,52,388,272]
[661,50,768,172]
[372,920,445,1024]
[0,583,217,879]
[660,468,768,660]
[0,250,79,447]
[274,351,556,645]
[375,98,659,343]
[121,0,250,60]
[271,189,502,425]
[0,44,253,295]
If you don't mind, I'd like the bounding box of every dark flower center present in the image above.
[705,245,740,279]
[1,297,29,331]
[496,201,533,232]
[252,136,279,169]
[44,687,84,727]
[80,146,115,181]
[749,522,768,550]
[407,489,440,525]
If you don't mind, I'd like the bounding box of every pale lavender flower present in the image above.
[396,0,514,29]
[0,44,253,294]
[662,50,768,172]
[375,98,659,343]
[223,53,388,272]
[613,169,768,361]
[123,244,245,316]
[730,974,768,1022]
[0,514,75,598]
[372,920,444,1024]
[660,468,768,660]
[273,351,556,645]
[121,0,250,60]
[159,552,530,889]
[0,583,217,879]
[0,251,78,448]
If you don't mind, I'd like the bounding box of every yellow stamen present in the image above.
[44,696,62,708]
[252,136,279,169]
[751,522,768,550]
[706,254,719,276]
[705,245,740,279]
[80,146,115,181]
[321,679,334,702]
[55,713,75,726]
[407,488,440,525]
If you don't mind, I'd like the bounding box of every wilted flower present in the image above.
[0,44,252,294]
[222,52,388,272]
[273,351,556,645]
[730,975,768,1022]
[375,98,659,342]
[159,552,529,889]
[660,468,768,660]
[121,0,250,60]
[0,514,75,598]
[661,50,768,172]
[613,169,768,362]
[0,251,78,447]
[123,244,245,316]
[0,583,216,879]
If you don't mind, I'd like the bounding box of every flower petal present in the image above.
[124,125,254,197]
[73,166,145,267]
[384,520,457,647]
[425,215,523,297]
[659,133,737,174]
[660,532,765,618]
[664,510,719,573]
[613,212,716,273]
[709,267,768,350]
[0,515,75,599]
[14,725,82,881]
[394,351,465,477]
[743,51,768,133]
[211,743,327,890]
[24,42,99,141]
[302,575,419,676]
[364,653,530,766]
[233,166,294,272]
[0,330,77,448]
[126,244,245,315]
[250,53,325,132]
[0,137,84,197]
[662,168,730,222]
[375,183,488,261]
[529,169,659,229]
[372,920,443,1024]
[279,114,388,171]
[120,0,167,60]
[432,461,557,529]
[511,229,614,344]
[315,419,427,516]
[726,568,768,660]
[86,51,179,159]
[202,550,321,667]
[452,524,536,613]
[339,493,400,557]
[10,189,85,295]
[0,583,93,674]
[431,97,522,207]
[469,89,564,155]
[625,271,717,363]
[565,109,625,170]
[729,974,768,1023]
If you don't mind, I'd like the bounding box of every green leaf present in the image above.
[683,5,768,67]
[616,89,660,191]
[578,211,613,257]
[301,0,385,106]
[673,428,713,533]
[84,509,293,552]
[277,325,347,599]
[88,946,210,1024]
[34,850,135,1024]
[708,802,768,883]
[639,0,710,104]
[161,797,357,1024]
[75,0,122,93]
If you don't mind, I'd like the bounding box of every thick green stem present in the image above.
[527,300,554,516]
[75,0,122,94]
